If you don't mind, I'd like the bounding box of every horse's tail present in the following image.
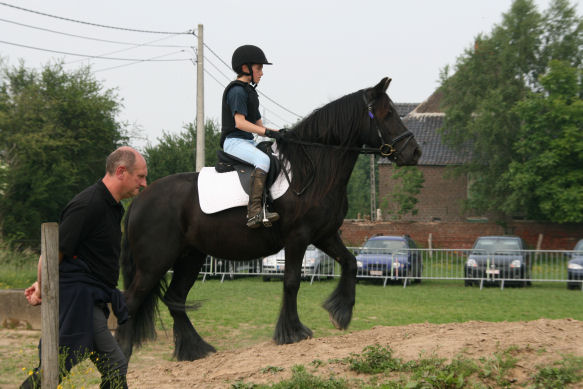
[120,200,166,349]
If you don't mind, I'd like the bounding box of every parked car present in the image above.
[567,239,583,290]
[261,245,334,281]
[465,236,531,287]
[355,235,422,284]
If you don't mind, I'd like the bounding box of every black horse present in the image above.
[116,77,421,361]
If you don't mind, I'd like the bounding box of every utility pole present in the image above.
[370,155,376,221]
[195,24,205,172]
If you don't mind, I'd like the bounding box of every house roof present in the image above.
[381,89,471,166]
[394,103,418,118]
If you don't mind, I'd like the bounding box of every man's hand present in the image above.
[24,281,42,306]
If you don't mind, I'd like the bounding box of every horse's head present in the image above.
[361,77,421,165]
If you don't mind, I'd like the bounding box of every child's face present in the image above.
[251,64,264,84]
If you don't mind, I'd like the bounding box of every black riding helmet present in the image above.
[231,45,272,78]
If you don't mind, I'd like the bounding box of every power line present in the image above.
[260,105,287,128]
[199,62,287,128]
[0,0,302,120]
[204,56,232,82]
[201,41,303,119]
[203,42,232,71]
[0,17,191,48]
[198,54,298,124]
[0,2,193,35]
[95,50,190,72]
[257,90,302,119]
[65,38,192,65]
[203,67,226,89]
[0,39,192,62]
[0,0,300,123]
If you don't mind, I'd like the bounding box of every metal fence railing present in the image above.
[197,248,583,290]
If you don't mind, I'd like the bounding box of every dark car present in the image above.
[355,235,422,285]
[567,239,583,290]
[465,236,531,287]
[261,245,334,281]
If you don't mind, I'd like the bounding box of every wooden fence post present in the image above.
[41,222,59,388]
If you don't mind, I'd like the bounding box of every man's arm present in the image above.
[24,252,64,306]
[24,256,42,306]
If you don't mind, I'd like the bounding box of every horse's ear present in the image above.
[366,77,392,102]
[374,77,391,95]
[368,77,392,100]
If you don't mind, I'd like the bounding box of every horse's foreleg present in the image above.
[318,232,357,330]
[164,253,216,361]
[274,245,313,345]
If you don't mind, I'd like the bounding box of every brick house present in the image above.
[379,90,473,222]
[346,91,583,249]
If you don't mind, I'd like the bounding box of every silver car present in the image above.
[262,245,335,281]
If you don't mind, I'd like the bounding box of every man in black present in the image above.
[21,146,148,389]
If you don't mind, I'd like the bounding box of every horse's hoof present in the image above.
[273,322,313,345]
[329,312,342,330]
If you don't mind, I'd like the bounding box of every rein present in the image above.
[279,93,414,159]
[278,93,415,196]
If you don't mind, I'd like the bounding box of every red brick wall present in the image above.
[339,220,583,250]
[379,165,469,222]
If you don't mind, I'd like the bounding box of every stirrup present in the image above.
[246,213,263,229]
[262,203,279,227]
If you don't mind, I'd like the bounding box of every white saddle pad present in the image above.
[198,165,290,214]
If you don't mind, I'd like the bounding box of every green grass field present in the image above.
[153,276,583,352]
[3,266,583,388]
[0,246,37,290]
[2,251,582,341]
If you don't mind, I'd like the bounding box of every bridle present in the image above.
[278,92,416,196]
[361,94,415,161]
[279,93,415,161]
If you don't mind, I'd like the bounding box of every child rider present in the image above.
[220,44,281,228]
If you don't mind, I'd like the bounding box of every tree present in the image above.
[345,154,371,219]
[143,119,221,184]
[380,166,424,220]
[439,0,583,221]
[504,60,583,222]
[0,62,127,246]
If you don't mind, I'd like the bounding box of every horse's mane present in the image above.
[276,90,366,212]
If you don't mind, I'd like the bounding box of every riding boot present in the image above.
[247,168,279,228]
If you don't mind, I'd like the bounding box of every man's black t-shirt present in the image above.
[59,180,125,289]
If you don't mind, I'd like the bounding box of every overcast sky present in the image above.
[0,0,578,149]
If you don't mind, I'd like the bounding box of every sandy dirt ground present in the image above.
[2,318,582,388]
[129,318,582,388]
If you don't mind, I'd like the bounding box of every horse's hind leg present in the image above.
[318,232,357,330]
[116,265,170,360]
[164,251,216,361]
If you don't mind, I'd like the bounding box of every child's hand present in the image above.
[265,128,286,140]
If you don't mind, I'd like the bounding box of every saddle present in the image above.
[215,141,281,197]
